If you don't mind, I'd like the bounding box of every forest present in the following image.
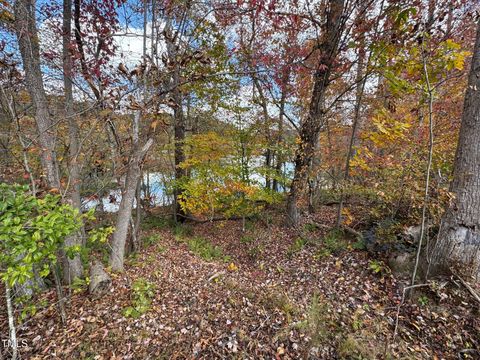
[0,0,479,358]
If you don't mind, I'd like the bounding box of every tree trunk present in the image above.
[14,0,60,188]
[14,0,60,295]
[110,2,152,271]
[252,75,273,190]
[273,81,287,192]
[5,285,18,360]
[173,88,186,221]
[62,0,84,284]
[73,0,101,100]
[109,113,153,272]
[165,20,187,222]
[89,260,111,296]
[430,20,480,282]
[286,0,345,226]
[336,29,367,226]
[110,149,142,271]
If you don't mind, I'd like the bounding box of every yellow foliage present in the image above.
[227,262,238,272]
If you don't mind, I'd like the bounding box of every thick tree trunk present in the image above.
[14,0,59,295]
[286,0,345,226]
[430,20,480,282]
[110,3,153,271]
[14,0,60,188]
[110,3,154,271]
[62,0,84,283]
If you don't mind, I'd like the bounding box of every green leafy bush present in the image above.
[123,278,156,318]
[240,234,254,244]
[316,229,348,257]
[368,259,390,276]
[186,236,229,262]
[141,216,174,231]
[0,184,83,287]
[144,233,162,246]
[177,131,281,220]
[287,237,307,257]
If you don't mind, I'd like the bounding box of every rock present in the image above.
[89,261,111,296]
[387,252,415,275]
[404,225,422,243]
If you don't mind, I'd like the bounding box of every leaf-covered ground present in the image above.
[1,207,479,359]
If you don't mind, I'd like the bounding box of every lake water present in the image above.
[81,172,173,213]
[81,161,294,213]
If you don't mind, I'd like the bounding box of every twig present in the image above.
[207,271,225,283]
[340,224,363,240]
[392,283,430,342]
[411,32,435,287]
[457,349,480,360]
[453,273,480,304]
[52,263,67,325]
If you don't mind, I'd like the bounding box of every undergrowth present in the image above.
[141,215,174,231]
[184,236,230,262]
[315,229,349,258]
[123,278,156,318]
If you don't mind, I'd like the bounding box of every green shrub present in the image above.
[418,295,429,307]
[368,259,390,276]
[240,234,255,244]
[0,184,83,287]
[316,229,348,257]
[352,239,367,250]
[70,277,90,294]
[287,237,307,256]
[141,216,174,231]
[174,223,193,239]
[123,278,156,318]
[82,226,114,267]
[186,237,229,262]
[144,233,161,246]
[304,223,318,233]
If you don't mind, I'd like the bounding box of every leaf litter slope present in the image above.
[0,207,478,359]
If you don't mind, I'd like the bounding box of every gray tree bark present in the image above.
[5,285,18,360]
[14,0,60,295]
[109,137,153,271]
[286,0,346,226]
[272,87,286,193]
[164,17,187,222]
[109,1,155,271]
[89,260,111,296]
[430,19,480,282]
[14,0,60,188]
[62,0,84,283]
